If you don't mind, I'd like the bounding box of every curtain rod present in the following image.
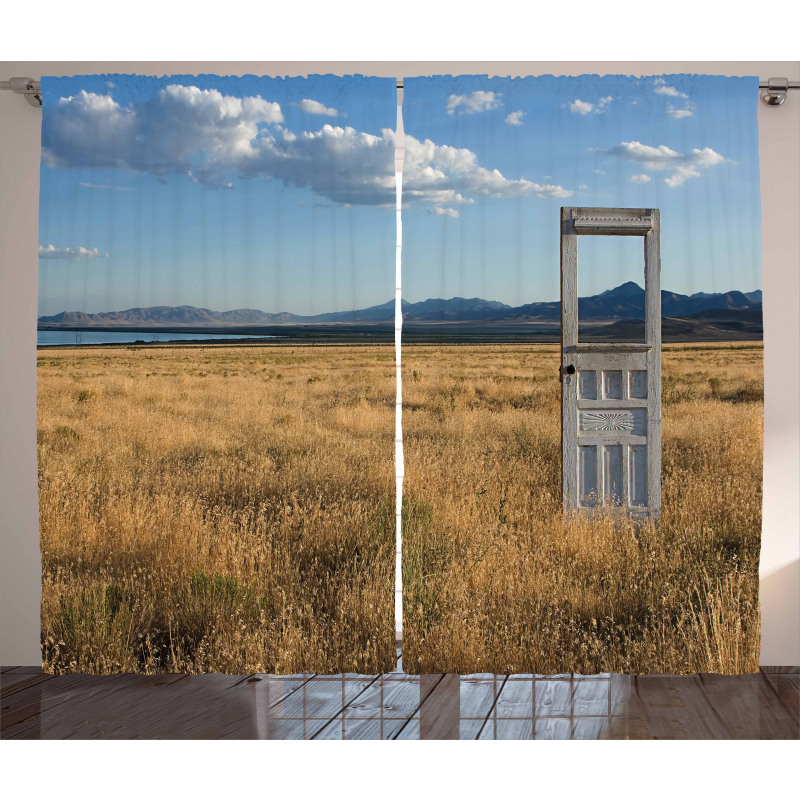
[3,77,799,108]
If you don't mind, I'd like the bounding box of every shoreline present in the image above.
[36,338,765,351]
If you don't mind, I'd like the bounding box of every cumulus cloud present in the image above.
[43,84,569,208]
[429,206,459,218]
[42,86,396,202]
[446,90,502,115]
[568,99,594,115]
[568,96,613,115]
[654,77,688,98]
[630,174,652,183]
[43,86,284,185]
[505,110,525,126]
[606,141,725,187]
[402,132,573,204]
[667,102,694,119]
[39,244,109,260]
[294,98,338,116]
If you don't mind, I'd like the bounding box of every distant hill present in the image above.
[38,282,762,331]
[586,306,763,342]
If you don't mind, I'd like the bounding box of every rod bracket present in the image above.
[761,77,788,107]
[0,77,42,107]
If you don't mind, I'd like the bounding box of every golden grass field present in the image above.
[38,342,762,675]
[402,343,763,675]
[38,345,397,675]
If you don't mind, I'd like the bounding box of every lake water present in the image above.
[37,331,279,347]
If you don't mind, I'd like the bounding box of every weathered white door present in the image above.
[560,207,661,515]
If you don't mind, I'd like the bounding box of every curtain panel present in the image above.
[400,75,762,675]
[37,74,398,675]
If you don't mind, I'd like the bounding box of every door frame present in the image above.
[560,206,662,515]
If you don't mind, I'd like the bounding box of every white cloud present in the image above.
[568,99,594,115]
[568,96,613,115]
[654,78,688,98]
[43,87,285,187]
[577,183,588,190]
[42,87,396,203]
[402,132,573,204]
[43,85,570,209]
[505,110,525,126]
[429,206,459,218]
[39,244,109,260]
[79,182,131,191]
[446,91,502,115]
[593,169,605,174]
[630,174,652,183]
[606,140,725,187]
[667,102,694,119]
[295,98,338,116]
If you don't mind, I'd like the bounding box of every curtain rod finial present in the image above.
[0,77,41,106]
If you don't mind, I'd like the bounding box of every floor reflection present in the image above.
[2,662,797,739]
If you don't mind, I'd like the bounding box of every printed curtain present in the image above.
[37,74,398,674]
[37,72,763,678]
[400,75,762,674]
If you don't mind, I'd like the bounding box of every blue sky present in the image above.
[38,73,761,316]
[402,74,761,304]
[38,74,397,316]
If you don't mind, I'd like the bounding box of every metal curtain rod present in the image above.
[3,77,799,108]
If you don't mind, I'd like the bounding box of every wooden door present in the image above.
[560,207,661,515]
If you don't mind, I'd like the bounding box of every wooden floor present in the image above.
[2,655,797,739]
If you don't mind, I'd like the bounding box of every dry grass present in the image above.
[39,341,762,676]
[401,343,763,675]
[38,345,396,674]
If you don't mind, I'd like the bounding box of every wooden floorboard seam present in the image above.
[475,676,509,740]
[0,674,54,700]
[310,676,383,740]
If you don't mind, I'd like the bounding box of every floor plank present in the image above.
[459,675,505,719]
[1,666,797,739]
[345,676,421,719]
[494,679,532,718]
[757,672,800,738]
[0,673,54,698]
[630,674,754,739]
[420,674,460,739]
[695,674,768,739]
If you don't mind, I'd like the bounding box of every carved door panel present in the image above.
[560,207,661,515]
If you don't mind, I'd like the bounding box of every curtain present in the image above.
[36,72,763,679]
[400,75,762,674]
[37,74,398,675]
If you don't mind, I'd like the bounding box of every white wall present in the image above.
[1,61,798,667]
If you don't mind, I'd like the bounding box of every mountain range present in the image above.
[38,282,762,327]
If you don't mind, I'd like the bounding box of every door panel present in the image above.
[560,207,661,516]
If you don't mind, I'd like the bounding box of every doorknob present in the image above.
[564,365,576,375]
